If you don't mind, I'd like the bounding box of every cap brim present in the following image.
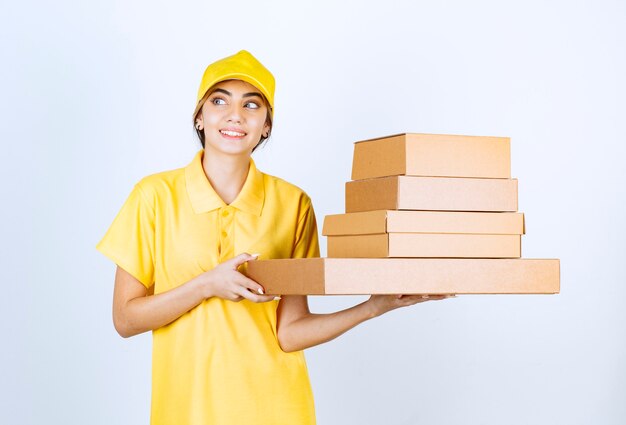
[192,73,274,119]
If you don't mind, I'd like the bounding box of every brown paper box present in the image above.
[345,176,518,213]
[351,133,511,180]
[244,258,560,295]
[326,233,521,258]
[323,210,525,235]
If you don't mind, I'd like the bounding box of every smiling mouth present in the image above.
[220,129,246,138]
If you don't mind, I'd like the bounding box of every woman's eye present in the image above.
[212,98,226,105]
[245,102,260,109]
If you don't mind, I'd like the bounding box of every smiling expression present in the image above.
[196,79,271,157]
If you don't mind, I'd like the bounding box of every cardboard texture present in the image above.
[323,210,525,235]
[351,133,511,180]
[326,233,521,258]
[245,258,560,295]
[345,176,518,213]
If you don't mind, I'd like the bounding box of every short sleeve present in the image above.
[96,182,156,288]
[292,196,320,259]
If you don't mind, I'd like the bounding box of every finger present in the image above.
[228,293,244,302]
[402,294,432,303]
[426,294,452,300]
[227,252,260,269]
[411,294,451,303]
[237,275,267,295]
[396,294,439,304]
[251,294,277,303]
[393,294,454,307]
[235,287,276,303]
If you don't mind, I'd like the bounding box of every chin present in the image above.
[206,143,254,157]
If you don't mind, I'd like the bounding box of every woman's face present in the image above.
[197,79,271,157]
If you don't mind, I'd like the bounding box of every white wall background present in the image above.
[2,0,624,424]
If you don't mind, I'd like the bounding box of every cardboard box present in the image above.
[244,258,560,295]
[323,210,525,235]
[345,176,518,213]
[351,133,511,180]
[326,233,521,258]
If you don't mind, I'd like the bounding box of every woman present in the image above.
[96,50,451,425]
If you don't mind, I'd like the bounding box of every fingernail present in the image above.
[273,296,282,301]
[257,287,264,295]
[250,253,260,259]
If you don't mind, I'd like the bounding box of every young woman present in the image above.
[96,50,452,425]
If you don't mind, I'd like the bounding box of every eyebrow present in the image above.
[211,88,263,99]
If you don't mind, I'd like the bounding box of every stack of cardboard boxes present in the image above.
[324,133,523,258]
[246,133,560,295]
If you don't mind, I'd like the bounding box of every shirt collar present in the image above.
[185,149,265,216]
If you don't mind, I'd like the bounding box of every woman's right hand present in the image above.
[199,253,276,303]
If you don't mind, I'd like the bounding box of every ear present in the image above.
[195,112,204,130]
[263,120,271,137]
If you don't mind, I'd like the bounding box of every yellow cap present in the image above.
[193,50,275,119]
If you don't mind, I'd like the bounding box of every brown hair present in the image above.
[193,87,273,153]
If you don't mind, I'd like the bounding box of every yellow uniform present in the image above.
[96,149,319,424]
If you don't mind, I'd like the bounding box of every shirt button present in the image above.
[222,210,229,217]
[221,230,228,238]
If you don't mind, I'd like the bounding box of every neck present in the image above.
[201,149,251,205]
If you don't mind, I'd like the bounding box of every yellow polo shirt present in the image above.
[96,149,319,425]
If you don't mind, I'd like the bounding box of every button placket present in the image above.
[218,207,235,260]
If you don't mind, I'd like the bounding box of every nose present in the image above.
[226,103,243,123]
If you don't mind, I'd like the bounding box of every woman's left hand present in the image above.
[366,294,455,318]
